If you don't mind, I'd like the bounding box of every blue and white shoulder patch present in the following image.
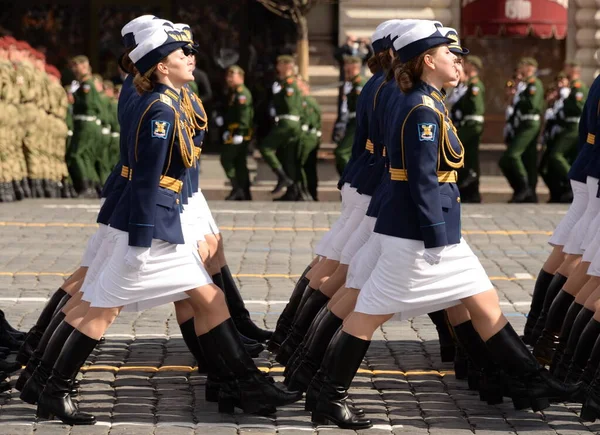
[151,120,171,140]
[417,123,436,142]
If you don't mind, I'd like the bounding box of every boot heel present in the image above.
[218,398,235,414]
[530,397,550,412]
[512,397,531,410]
[36,407,53,420]
[484,391,503,405]
[580,404,598,422]
[311,413,329,425]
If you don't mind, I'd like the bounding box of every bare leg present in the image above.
[185,283,231,334]
[543,246,566,274]
[459,289,506,341]
[575,277,600,305]
[61,291,84,315]
[308,259,339,288]
[584,284,600,311]
[318,264,348,298]
[446,304,471,326]
[342,312,394,341]
[328,286,351,309]
[203,234,220,275]
[62,267,87,295]
[331,288,360,321]
[563,261,591,296]
[556,254,583,278]
[174,299,195,324]
[306,257,325,280]
[77,306,123,340]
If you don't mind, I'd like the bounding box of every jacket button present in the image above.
[176,198,180,205]
[457,197,461,203]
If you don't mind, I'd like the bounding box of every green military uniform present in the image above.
[299,94,321,200]
[220,82,254,200]
[334,72,366,175]
[499,61,544,202]
[97,91,115,183]
[546,78,589,198]
[452,73,485,203]
[107,97,120,175]
[259,74,303,186]
[68,74,103,193]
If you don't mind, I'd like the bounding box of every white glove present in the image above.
[124,246,150,271]
[101,127,110,135]
[269,107,277,118]
[454,109,462,120]
[222,131,231,142]
[559,87,571,99]
[301,124,309,132]
[232,135,244,145]
[215,116,224,127]
[423,247,445,266]
[272,82,282,94]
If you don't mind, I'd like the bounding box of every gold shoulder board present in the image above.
[422,95,435,109]
[159,94,173,107]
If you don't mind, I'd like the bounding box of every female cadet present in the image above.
[21,27,301,426]
[301,21,578,430]
[269,20,403,353]
[15,15,164,366]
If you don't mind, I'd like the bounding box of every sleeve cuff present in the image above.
[421,223,448,249]
[128,224,154,248]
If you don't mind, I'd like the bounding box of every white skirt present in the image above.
[194,189,220,236]
[355,234,493,318]
[340,215,376,265]
[564,177,600,255]
[80,226,121,297]
[548,180,588,247]
[322,194,371,261]
[80,224,109,267]
[345,230,381,290]
[82,229,211,311]
[583,224,600,264]
[314,184,358,257]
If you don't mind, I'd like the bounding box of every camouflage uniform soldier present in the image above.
[0,38,15,201]
[46,65,70,198]
[221,65,253,201]
[334,56,366,175]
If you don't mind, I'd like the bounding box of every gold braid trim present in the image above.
[174,110,195,169]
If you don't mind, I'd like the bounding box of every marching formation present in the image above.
[6,16,590,430]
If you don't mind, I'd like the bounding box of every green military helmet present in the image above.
[466,55,483,70]
[276,54,295,64]
[565,59,580,68]
[343,55,362,65]
[519,57,538,68]
[227,64,245,76]
[556,70,568,81]
[70,55,89,65]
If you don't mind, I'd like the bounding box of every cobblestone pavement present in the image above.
[0,199,596,434]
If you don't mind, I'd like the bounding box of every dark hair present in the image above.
[367,54,381,74]
[394,47,439,93]
[133,65,157,94]
[119,50,136,76]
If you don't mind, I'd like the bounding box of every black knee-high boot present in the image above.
[205,318,302,414]
[288,309,343,392]
[269,265,312,351]
[220,266,272,343]
[533,290,575,365]
[36,330,98,425]
[565,317,600,384]
[550,301,583,375]
[575,333,600,404]
[179,318,207,374]
[529,273,568,345]
[17,288,70,364]
[20,320,74,405]
[428,310,455,362]
[553,307,594,380]
[284,304,328,380]
[453,320,504,405]
[276,289,329,365]
[16,312,67,391]
[523,269,555,344]
[310,330,372,430]
[485,323,581,412]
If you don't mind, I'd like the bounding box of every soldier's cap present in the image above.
[92,73,103,82]
[129,26,189,75]
[103,79,115,90]
[45,64,61,79]
[115,84,122,92]
[519,57,538,67]
[173,23,198,55]
[565,59,581,68]
[276,54,295,64]
[132,19,174,47]
[227,65,245,76]
[121,15,156,49]
[70,55,89,65]
[466,55,483,70]
[556,70,568,80]
[393,21,453,63]
[343,55,362,64]
[372,20,402,53]
[439,27,469,55]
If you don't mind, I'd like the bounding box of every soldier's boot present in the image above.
[268,266,313,352]
[486,323,581,412]
[523,269,556,345]
[225,181,245,201]
[565,318,600,384]
[242,182,252,201]
[6,182,15,202]
[533,290,575,365]
[35,330,98,425]
[552,308,594,380]
[43,180,56,198]
[276,289,329,365]
[529,273,569,346]
[59,180,71,199]
[428,310,455,362]
[21,178,32,198]
[271,167,293,194]
[274,183,301,202]
[550,301,584,375]
[509,177,535,203]
[310,330,372,429]
[12,180,25,200]
[34,179,45,198]
[0,184,9,202]
[78,181,97,199]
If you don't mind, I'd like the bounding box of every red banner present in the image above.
[462,0,567,39]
